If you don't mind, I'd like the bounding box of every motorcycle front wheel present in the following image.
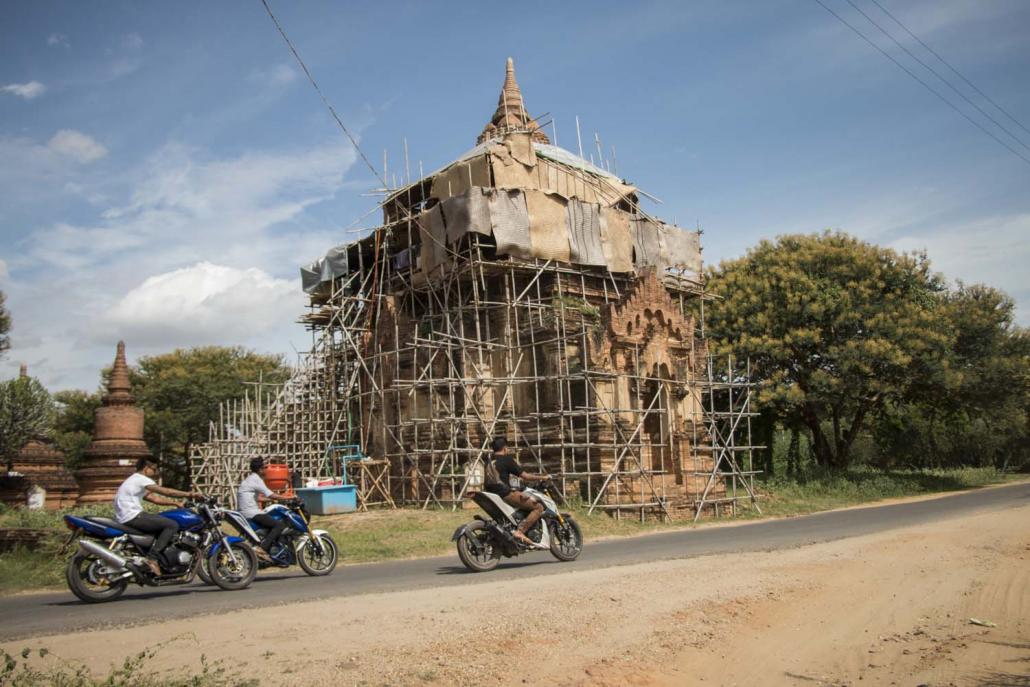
[297,534,338,576]
[65,551,129,603]
[208,542,258,591]
[456,521,501,573]
[549,515,583,562]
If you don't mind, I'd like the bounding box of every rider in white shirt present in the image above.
[238,457,292,558]
[114,456,202,576]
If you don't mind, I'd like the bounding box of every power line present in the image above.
[843,0,1030,153]
[867,0,1030,140]
[259,0,386,187]
[811,0,1030,167]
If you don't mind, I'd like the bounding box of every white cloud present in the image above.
[123,32,144,50]
[249,63,297,88]
[47,130,108,163]
[102,263,302,346]
[47,33,69,48]
[1,81,46,100]
[5,140,358,389]
[889,213,1030,323]
[0,259,8,280]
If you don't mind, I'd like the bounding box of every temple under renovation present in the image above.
[191,59,758,520]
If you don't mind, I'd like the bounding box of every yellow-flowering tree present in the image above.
[705,231,950,469]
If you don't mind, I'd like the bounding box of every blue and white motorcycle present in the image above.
[62,497,258,603]
[212,498,338,577]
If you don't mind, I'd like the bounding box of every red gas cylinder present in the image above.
[265,464,292,495]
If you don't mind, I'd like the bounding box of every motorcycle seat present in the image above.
[129,534,155,550]
[85,516,145,535]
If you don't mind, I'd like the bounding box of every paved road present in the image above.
[1,482,1026,640]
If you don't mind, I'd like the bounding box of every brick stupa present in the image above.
[0,365,80,509]
[75,341,150,504]
[0,437,80,509]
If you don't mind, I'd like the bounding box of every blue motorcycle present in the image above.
[62,497,258,603]
[215,498,338,577]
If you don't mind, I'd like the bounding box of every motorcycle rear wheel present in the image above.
[549,516,583,562]
[66,552,129,603]
[456,521,501,573]
[209,542,258,591]
[196,557,213,585]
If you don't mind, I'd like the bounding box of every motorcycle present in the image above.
[62,497,258,603]
[451,480,583,572]
[212,498,338,577]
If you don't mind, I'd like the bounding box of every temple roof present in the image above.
[477,58,550,145]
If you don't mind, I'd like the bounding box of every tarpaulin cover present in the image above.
[525,190,571,262]
[631,217,666,270]
[441,188,492,243]
[490,144,535,191]
[662,224,702,272]
[430,156,490,200]
[600,207,633,273]
[566,200,607,266]
[301,244,349,294]
[417,204,448,277]
[487,189,532,259]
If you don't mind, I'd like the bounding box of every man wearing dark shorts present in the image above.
[113,456,202,576]
[483,437,550,548]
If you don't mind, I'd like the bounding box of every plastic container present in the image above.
[296,484,357,515]
[265,463,294,497]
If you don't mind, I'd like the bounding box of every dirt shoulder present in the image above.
[4,492,1026,686]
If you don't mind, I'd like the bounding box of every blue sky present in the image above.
[2,0,1028,391]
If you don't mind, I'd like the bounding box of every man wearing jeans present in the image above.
[113,456,202,576]
[238,457,292,558]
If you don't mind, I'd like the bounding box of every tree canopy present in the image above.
[129,346,291,487]
[51,389,102,471]
[705,232,951,469]
[0,290,10,358]
[0,374,54,470]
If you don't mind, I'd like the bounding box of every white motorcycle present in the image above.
[452,480,583,572]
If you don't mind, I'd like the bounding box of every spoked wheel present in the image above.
[66,552,129,603]
[549,515,583,562]
[456,522,501,573]
[297,534,338,576]
[208,542,258,591]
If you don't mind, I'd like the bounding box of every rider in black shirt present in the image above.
[483,437,550,547]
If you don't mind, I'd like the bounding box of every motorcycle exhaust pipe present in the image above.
[78,539,128,571]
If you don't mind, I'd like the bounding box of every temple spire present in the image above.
[106,340,134,402]
[477,57,550,145]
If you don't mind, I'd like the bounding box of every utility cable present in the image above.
[260,0,386,187]
[867,0,1030,139]
[843,0,1030,153]
[811,0,1030,167]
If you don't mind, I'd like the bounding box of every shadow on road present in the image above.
[434,559,556,576]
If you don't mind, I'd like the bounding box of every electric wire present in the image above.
[843,0,1030,153]
[260,0,386,187]
[811,0,1030,167]
[867,0,1030,139]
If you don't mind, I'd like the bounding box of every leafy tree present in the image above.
[0,291,10,358]
[130,347,291,488]
[51,389,102,471]
[874,284,1030,470]
[0,374,54,470]
[705,232,950,470]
